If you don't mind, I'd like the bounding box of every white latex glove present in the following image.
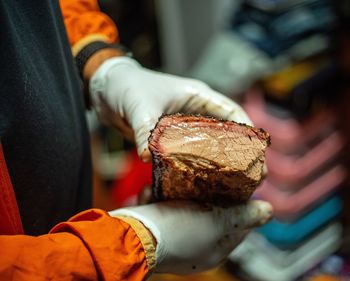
[90,57,253,162]
[109,200,272,275]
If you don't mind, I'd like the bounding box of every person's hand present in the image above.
[89,57,252,162]
[109,200,272,275]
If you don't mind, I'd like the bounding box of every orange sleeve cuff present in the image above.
[59,0,119,46]
[51,209,150,281]
[0,209,150,281]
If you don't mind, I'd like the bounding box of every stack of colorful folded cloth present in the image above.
[229,88,345,281]
[224,1,344,279]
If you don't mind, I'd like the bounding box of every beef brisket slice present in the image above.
[149,114,270,205]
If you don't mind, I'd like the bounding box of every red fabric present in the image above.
[112,150,152,207]
[0,144,24,235]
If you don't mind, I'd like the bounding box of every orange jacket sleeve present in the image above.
[59,0,119,46]
[0,209,156,281]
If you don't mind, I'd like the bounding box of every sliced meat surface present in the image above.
[149,114,270,205]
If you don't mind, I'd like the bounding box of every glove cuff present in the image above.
[109,208,166,265]
[89,56,141,108]
[114,215,157,273]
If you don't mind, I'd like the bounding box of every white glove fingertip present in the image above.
[239,200,273,230]
[263,163,268,177]
[128,108,161,162]
[140,148,152,163]
[197,89,254,126]
[228,109,254,126]
[135,124,156,162]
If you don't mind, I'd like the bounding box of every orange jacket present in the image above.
[0,209,155,281]
[59,0,119,55]
[0,1,155,280]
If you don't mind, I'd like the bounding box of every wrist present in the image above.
[82,47,125,82]
[77,43,132,82]
[74,41,132,108]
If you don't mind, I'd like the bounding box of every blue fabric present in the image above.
[257,195,342,248]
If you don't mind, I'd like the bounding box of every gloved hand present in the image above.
[109,200,272,274]
[90,57,252,162]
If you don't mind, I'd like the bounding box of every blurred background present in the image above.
[89,0,350,280]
